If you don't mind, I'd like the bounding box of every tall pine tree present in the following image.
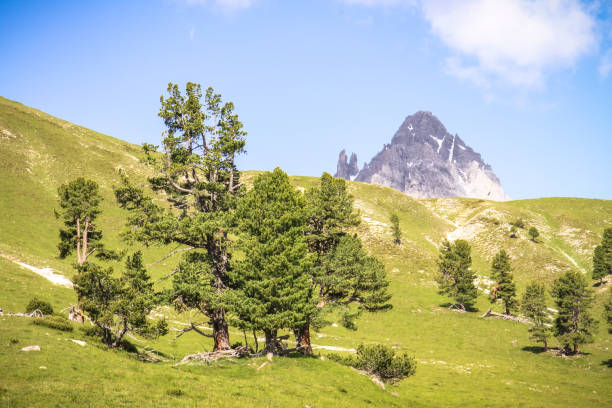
[232,168,315,353]
[390,213,401,245]
[56,178,103,266]
[520,281,551,350]
[550,271,597,354]
[294,173,391,354]
[115,82,246,351]
[490,250,517,315]
[592,228,612,285]
[436,239,478,311]
[604,291,612,334]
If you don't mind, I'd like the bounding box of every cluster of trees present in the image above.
[436,233,611,354]
[57,83,392,353]
[508,218,539,242]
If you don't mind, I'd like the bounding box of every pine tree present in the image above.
[74,252,166,348]
[293,173,390,354]
[232,168,315,353]
[592,228,612,285]
[490,250,517,315]
[550,271,598,354]
[520,281,551,350]
[528,227,539,242]
[115,82,246,351]
[436,239,478,311]
[592,245,607,285]
[56,178,103,265]
[390,213,401,245]
[604,292,612,334]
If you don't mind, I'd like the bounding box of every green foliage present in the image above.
[528,227,539,242]
[56,178,103,264]
[330,344,416,384]
[305,173,360,255]
[233,168,315,350]
[318,235,392,313]
[592,246,607,283]
[74,252,166,347]
[592,228,612,284]
[550,271,598,354]
[304,173,391,332]
[520,281,551,349]
[117,82,247,350]
[26,298,54,315]
[509,225,518,238]
[390,213,401,245]
[167,388,185,397]
[32,316,73,332]
[489,250,517,314]
[604,292,612,333]
[436,240,478,311]
[512,219,525,229]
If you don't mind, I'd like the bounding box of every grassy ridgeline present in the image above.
[0,97,611,407]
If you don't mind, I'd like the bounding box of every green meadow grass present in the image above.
[1,96,611,407]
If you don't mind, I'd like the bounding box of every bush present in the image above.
[511,219,525,229]
[26,298,53,315]
[166,388,184,397]
[32,316,73,332]
[330,344,416,384]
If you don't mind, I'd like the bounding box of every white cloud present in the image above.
[600,49,612,78]
[421,0,597,88]
[179,0,257,11]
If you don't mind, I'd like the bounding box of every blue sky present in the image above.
[1,0,611,199]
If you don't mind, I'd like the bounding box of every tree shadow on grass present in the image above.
[438,302,478,313]
[521,346,547,354]
[602,359,612,368]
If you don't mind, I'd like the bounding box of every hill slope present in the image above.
[1,97,611,407]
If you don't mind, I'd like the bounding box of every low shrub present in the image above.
[33,316,73,332]
[329,344,416,384]
[166,388,184,397]
[26,298,53,316]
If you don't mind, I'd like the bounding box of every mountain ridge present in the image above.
[336,111,509,201]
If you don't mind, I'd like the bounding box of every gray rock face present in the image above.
[335,149,359,180]
[349,111,509,201]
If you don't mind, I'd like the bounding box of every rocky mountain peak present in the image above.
[335,149,359,180]
[336,112,509,201]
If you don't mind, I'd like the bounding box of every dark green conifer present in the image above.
[520,281,551,350]
[436,239,478,311]
[233,168,315,353]
[550,271,597,354]
[490,250,517,315]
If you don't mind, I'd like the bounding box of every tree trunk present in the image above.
[207,234,231,352]
[112,320,128,348]
[253,329,259,353]
[294,325,313,355]
[543,338,548,352]
[82,217,89,263]
[573,343,578,354]
[264,329,278,353]
[76,217,82,265]
[212,310,230,351]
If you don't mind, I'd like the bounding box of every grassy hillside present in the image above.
[1,97,611,407]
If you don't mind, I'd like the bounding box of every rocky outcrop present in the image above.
[335,149,359,180]
[344,111,509,201]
